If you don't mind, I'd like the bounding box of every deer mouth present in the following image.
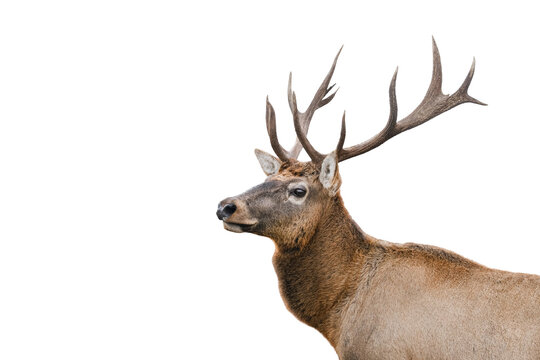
[223,220,257,233]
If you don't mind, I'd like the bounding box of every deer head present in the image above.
[217,38,484,251]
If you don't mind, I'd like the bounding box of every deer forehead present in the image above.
[278,160,321,177]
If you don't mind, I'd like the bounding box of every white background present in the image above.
[0,1,539,359]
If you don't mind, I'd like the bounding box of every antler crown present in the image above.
[265,38,485,164]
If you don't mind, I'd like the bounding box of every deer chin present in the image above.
[223,220,257,233]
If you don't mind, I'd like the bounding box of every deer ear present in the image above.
[319,152,341,196]
[255,149,282,176]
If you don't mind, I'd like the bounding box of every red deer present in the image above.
[216,39,540,359]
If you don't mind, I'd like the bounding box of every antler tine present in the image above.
[427,36,443,97]
[337,38,486,162]
[287,73,305,159]
[456,57,487,106]
[336,111,347,154]
[289,47,342,117]
[292,93,325,162]
[289,47,342,160]
[338,68,399,161]
[265,96,291,162]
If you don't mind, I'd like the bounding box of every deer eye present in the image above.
[291,187,307,198]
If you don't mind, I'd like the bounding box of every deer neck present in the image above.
[271,195,369,346]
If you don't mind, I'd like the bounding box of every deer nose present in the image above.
[216,203,237,220]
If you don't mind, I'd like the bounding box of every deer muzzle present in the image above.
[216,197,258,233]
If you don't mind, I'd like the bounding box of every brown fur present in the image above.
[218,160,540,359]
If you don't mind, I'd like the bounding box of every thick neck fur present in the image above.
[272,194,369,346]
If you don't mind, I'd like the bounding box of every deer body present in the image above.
[340,244,540,359]
[216,40,540,359]
[273,193,540,359]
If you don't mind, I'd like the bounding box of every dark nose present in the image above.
[216,203,237,220]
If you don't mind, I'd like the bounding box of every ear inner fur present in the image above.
[319,152,341,196]
[254,149,282,176]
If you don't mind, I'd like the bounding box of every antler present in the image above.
[294,38,486,163]
[265,48,342,161]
